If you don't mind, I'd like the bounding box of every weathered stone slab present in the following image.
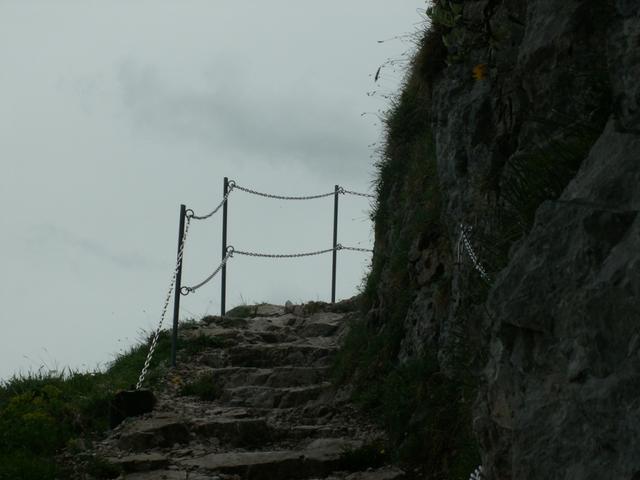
[123,470,186,480]
[109,389,156,429]
[265,366,329,388]
[221,383,331,409]
[278,383,333,408]
[345,467,406,480]
[192,417,272,446]
[298,322,340,338]
[181,438,362,480]
[254,304,286,317]
[209,366,328,389]
[118,417,190,452]
[105,453,169,473]
[228,343,336,368]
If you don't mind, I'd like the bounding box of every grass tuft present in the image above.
[0,328,180,479]
[178,372,223,401]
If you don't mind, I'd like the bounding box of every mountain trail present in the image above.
[78,300,405,480]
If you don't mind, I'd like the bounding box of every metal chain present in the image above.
[187,185,234,220]
[231,181,375,200]
[337,244,374,253]
[458,224,491,282]
[136,216,192,390]
[181,250,233,295]
[180,242,371,296]
[469,465,484,480]
[232,182,336,200]
[340,188,376,199]
[233,246,336,258]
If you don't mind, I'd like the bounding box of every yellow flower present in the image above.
[472,63,488,80]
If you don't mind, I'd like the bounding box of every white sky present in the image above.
[0,1,426,380]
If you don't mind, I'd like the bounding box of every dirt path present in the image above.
[86,302,406,480]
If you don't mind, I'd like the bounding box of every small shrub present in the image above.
[226,305,255,318]
[84,456,121,479]
[179,373,223,401]
[180,334,226,357]
[0,329,174,479]
[339,441,388,471]
[0,451,58,480]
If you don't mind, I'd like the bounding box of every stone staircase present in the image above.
[87,302,406,480]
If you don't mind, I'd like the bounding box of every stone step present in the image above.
[117,417,190,452]
[116,415,274,452]
[122,471,192,480]
[202,313,297,331]
[228,343,337,368]
[191,416,272,447]
[220,383,333,409]
[180,438,363,480]
[276,424,358,442]
[209,366,330,389]
[183,326,297,345]
[311,467,407,480]
[121,466,406,480]
[104,453,169,473]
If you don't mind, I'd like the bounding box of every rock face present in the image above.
[478,121,640,479]
[368,0,640,478]
[84,303,404,480]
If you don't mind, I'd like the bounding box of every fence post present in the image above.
[221,177,229,316]
[171,204,186,368]
[331,185,339,303]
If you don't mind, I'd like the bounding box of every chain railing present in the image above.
[341,188,376,199]
[457,223,491,282]
[139,179,492,480]
[232,182,336,200]
[136,177,375,381]
[136,214,191,389]
[187,185,235,220]
[180,244,373,296]
[180,250,233,295]
[469,465,484,480]
[232,246,337,259]
[337,244,374,253]
[232,182,375,201]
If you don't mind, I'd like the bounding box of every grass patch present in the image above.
[180,333,227,357]
[84,456,121,479]
[0,328,181,479]
[226,304,256,318]
[178,372,223,401]
[334,320,479,478]
[0,451,58,480]
[339,441,388,471]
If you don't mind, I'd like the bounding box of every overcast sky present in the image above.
[0,1,426,381]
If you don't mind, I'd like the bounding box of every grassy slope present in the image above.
[0,327,215,480]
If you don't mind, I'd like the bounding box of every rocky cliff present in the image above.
[360,0,640,478]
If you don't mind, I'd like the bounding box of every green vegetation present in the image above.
[477,69,611,274]
[178,372,223,401]
[334,316,479,478]
[0,324,221,479]
[180,332,227,356]
[226,304,256,318]
[339,441,388,471]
